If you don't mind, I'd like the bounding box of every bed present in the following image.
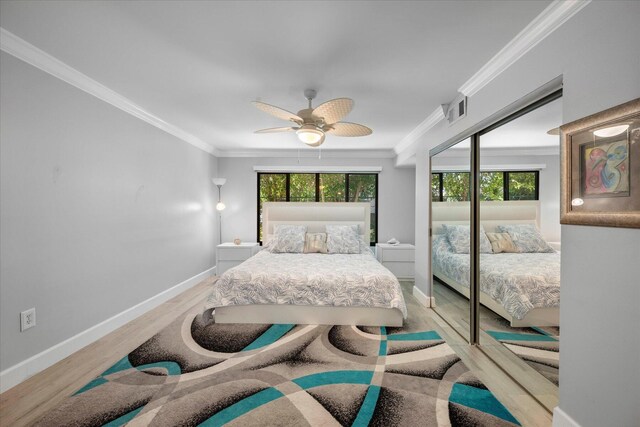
[431,201,560,327]
[205,202,407,326]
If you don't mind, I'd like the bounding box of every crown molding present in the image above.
[393,1,589,159]
[217,148,396,159]
[0,27,219,156]
[393,107,445,155]
[434,146,559,158]
[458,0,590,97]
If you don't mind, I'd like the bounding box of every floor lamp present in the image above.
[212,178,226,244]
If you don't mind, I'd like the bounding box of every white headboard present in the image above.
[432,200,541,235]
[263,202,371,245]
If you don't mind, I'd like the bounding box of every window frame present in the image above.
[257,172,379,245]
[431,170,539,202]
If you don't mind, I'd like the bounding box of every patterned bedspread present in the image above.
[432,235,560,320]
[206,250,408,318]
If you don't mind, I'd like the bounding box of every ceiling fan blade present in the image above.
[252,101,303,124]
[254,127,297,134]
[312,98,354,125]
[325,122,372,137]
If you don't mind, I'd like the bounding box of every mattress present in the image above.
[206,249,408,318]
[432,235,560,320]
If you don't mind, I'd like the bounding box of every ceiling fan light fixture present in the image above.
[296,125,325,146]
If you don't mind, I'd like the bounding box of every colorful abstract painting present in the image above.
[582,139,629,197]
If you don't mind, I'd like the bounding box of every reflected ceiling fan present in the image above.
[252,89,372,147]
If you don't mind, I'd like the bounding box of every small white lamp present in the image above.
[212,178,226,244]
[212,178,226,211]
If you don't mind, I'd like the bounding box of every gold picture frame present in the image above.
[560,98,640,228]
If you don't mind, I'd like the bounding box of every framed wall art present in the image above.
[560,98,640,228]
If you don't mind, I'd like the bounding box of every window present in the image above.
[431,171,539,202]
[480,172,504,201]
[507,172,538,200]
[290,174,315,202]
[257,172,378,244]
[431,173,442,202]
[319,174,345,202]
[442,172,471,201]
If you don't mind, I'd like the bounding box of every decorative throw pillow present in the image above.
[269,224,307,253]
[442,224,493,254]
[326,225,360,254]
[304,232,328,253]
[486,232,519,253]
[496,224,555,253]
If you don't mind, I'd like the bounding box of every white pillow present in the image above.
[269,225,307,253]
[496,224,555,253]
[442,224,493,254]
[326,225,361,254]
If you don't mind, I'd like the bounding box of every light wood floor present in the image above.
[1,277,552,427]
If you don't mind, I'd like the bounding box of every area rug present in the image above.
[36,308,520,426]
[482,316,559,386]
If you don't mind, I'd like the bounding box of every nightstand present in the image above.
[216,242,260,275]
[376,243,415,279]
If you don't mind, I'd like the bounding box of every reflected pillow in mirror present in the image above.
[486,232,519,253]
[496,224,555,253]
[442,224,493,254]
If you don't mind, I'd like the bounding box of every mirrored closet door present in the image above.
[430,138,471,342]
[477,94,562,411]
[430,90,562,409]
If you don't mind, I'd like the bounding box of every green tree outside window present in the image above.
[319,174,346,202]
[508,172,536,200]
[290,174,315,202]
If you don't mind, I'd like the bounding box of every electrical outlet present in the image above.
[20,308,36,332]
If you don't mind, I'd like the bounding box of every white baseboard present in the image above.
[0,266,216,394]
[412,286,433,307]
[553,407,581,427]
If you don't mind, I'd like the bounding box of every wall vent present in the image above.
[443,93,467,126]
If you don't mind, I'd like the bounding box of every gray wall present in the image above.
[217,156,415,246]
[0,52,218,371]
[432,153,560,242]
[413,2,639,425]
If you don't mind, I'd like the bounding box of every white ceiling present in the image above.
[449,97,563,150]
[0,0,551,153]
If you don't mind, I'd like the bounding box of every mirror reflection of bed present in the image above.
[431,200,560,388]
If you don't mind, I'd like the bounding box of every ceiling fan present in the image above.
[252,89,372,147]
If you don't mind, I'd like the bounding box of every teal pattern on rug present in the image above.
[241,324,295,351]
[40,316,520,427]
[486,330,557,342]
[450,383,521,425]
[74,356,181,395]
[352,385,382,427]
